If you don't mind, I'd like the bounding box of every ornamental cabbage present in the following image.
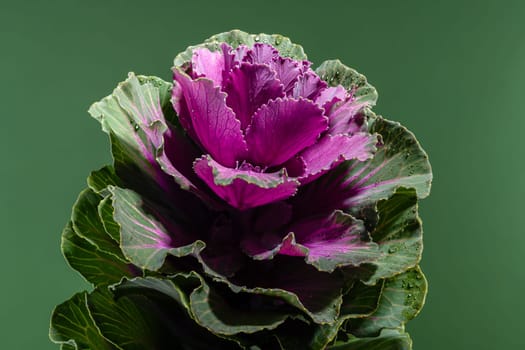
[50,30,432,350]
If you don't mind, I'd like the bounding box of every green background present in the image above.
[2,0,524,348]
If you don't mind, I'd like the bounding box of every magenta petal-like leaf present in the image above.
[328,98,369,135]
[271,57,302,94]
[292,70,327,100]
[315,85,347,112]
[290,211,381,272]
[191,48,225,86]
[243,211,380,272]
[245,98,328,167]
[283,156,307,177]
[193,155,299,210]
[300,133,378,183]
[246,43,279,64]
[172,69,248,167]
[242,232,307,260]
[171,76,197,141]
[224,63,285,130]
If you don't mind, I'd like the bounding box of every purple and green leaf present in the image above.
[109,186,205,271]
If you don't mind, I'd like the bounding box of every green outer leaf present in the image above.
[305,321,347,350]
[110,186,205,271]
[291,281,384,350]
[87,289,157,350]
[316,59,378,106]
[87,165,121,196]
[89,73,201,197]
[98,195,120,243]
[192,254,344,326]
[71,188,126,261]
[226,264,344,325]
[328,329,412,350]
[116,274,292,338]
[88,75,158,181]
[61,222,138,286]
[49,292,115,350]
[340,281,384,319]
[347,266,427,337]
[173,29,307,68]
[114,275,194,311]
[189,274,290,336]
[360,188,424,285]
[112,274,246,349]
[275,280,385,350]
[345,116,432,209]
[52,278,242,350]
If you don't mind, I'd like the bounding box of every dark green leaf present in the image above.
[190,275,291,336]
[98,195,120,243]
[110,275,244,349]
[62,221,139,285]
[340,281,384,318]
[49,292,115,350]
[87,165,121,195]
[329,329,412,350]
[71,188,126,260]
[361,188,424,284]
[347,267,427,336]
[229,257,344,324]
[87,288,161,350]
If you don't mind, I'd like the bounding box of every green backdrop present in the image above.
[2,0,524,349]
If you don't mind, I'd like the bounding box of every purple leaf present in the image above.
[270,57,302,94]
[300,133,378,183]
[193,155,299,210]
[292,70,327,100]
[224,63,284,130]
[315,85,347,112]
[191,48,225,86]
[245,98,328,167]
[246,43,279,64]
[328,98,369,135]
[244,211,381,272]
[172,69,248,167]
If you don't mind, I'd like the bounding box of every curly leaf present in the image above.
[316,59,378,107]
[358,187,424,284]
[71,188,126,261]
[345,116,432,209]
[340,281,384,319]
[87,165,121,196]
[112,275,246,349]
[49,292,115,350]
[174,29,307,68]
[190,275,291,336]
[89,73,201,197]
[61,222,139,286]
[346,266,427,337]
[328,329,412,350]
[109,186,204,270]
[97,195,120,243]
[226,257,344,324]
[243,211,381,272]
